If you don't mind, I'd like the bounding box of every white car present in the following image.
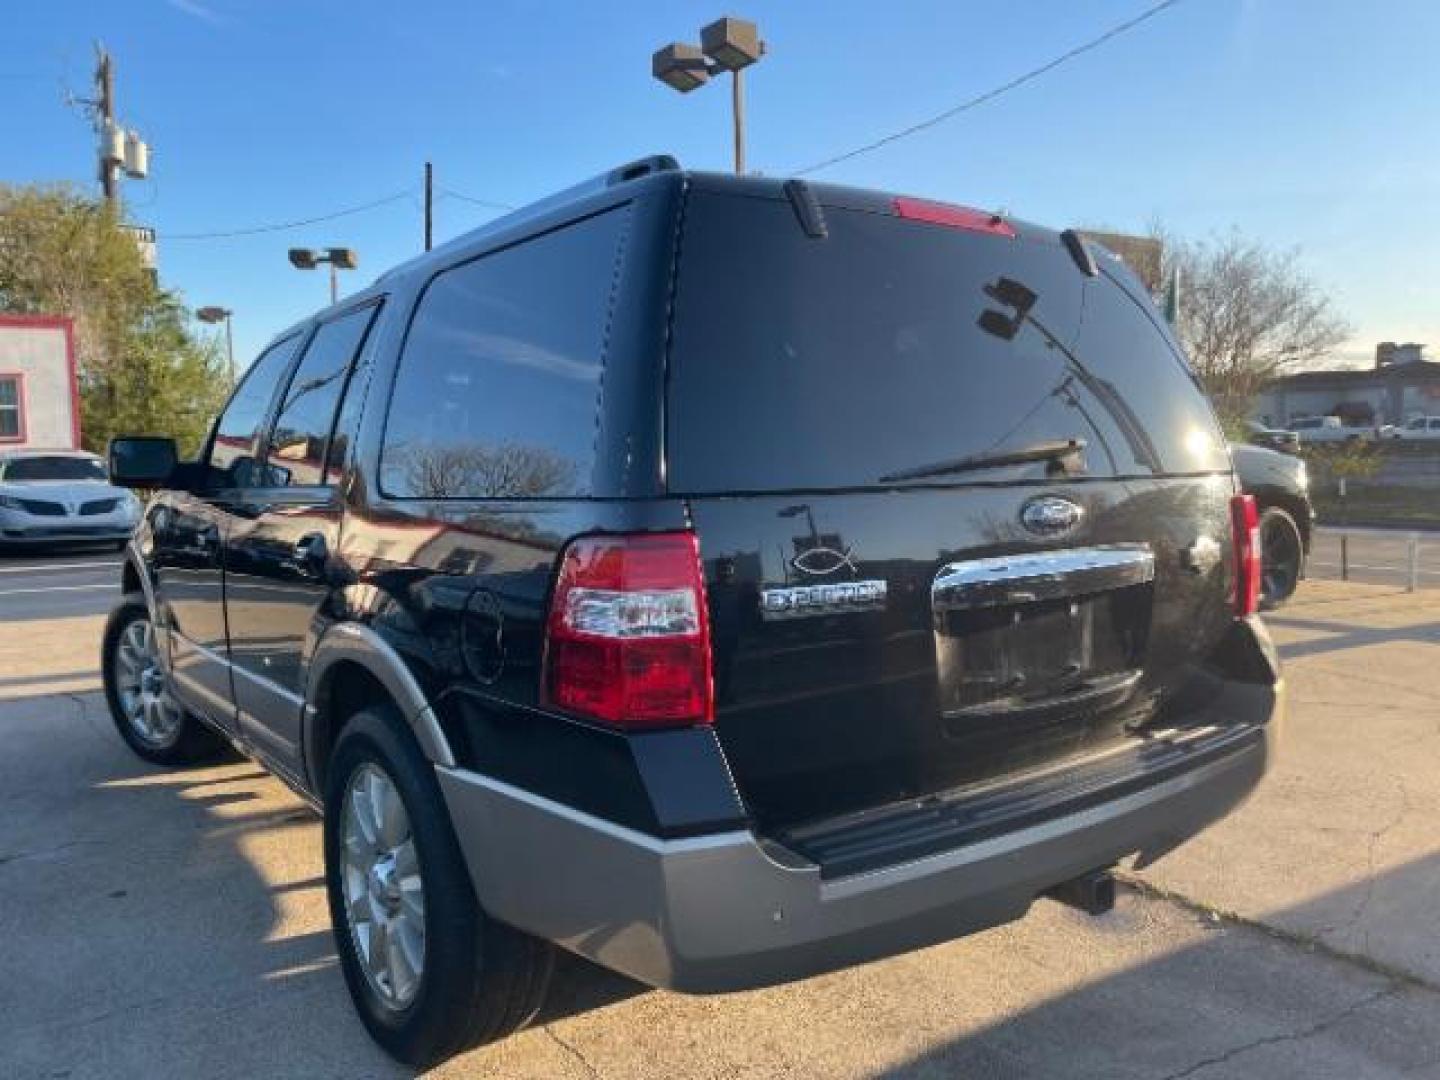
[0,449,142,550]
[1385,416,1440,441]
[1287,415,1374,444]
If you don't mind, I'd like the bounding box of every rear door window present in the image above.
[379,206,630,499]
[667,192,1226,494]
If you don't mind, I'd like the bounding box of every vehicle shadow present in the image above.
[0,689,410,1080]
[7,688,1436,1080]
[876,857,1440,1079]
[1266,612,1440,662]
[0,684,651,1080]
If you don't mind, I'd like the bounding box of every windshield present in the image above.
[2,456,108,482]
[667,192,1228,494]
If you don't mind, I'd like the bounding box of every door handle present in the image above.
[292,533,329,578]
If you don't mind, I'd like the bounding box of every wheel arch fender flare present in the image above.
[122,540,157,616]
[304,623,457,781]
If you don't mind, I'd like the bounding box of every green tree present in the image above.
[0,183,226,454]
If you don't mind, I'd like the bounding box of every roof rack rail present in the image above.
[373,155,682,285]
[606,155,680,186]
[474,155,681,236]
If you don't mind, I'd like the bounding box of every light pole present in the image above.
[196,305,235,387]
[653,16,766,175]
[288,247,359,304]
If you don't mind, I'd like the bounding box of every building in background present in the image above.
[0,316,81,450]
[1375,341,1427,368]
[1253,343,1440,427]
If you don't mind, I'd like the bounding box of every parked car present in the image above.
[1243,420,1300,455]
[0,448,142,550]
[1287,415,1374,444]
[100,158,1283,1067]
[1231,443,1313,608]
[1385,415,1440,440]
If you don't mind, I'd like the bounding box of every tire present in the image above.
[102,593,227,766]
[323,704,553,1067]
[1258,507,1304,610]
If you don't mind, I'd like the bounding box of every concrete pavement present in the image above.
[1141,581,1440,986]
[2,579,1439,1078]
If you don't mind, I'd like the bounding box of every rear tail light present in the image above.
[1230,494,1261,616]
[543,532,714,730]
[893,196,1016,238]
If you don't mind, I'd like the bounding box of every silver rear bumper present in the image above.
[437,681,1281,993]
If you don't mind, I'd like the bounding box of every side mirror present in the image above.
[109,436,179,488]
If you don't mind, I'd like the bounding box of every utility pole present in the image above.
[424,161,434,251]
[78,42,147,209]
[96,45,118,207]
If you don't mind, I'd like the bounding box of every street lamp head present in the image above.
[700,16,764,72]
[327,247,359,270]
[195,306,230,324]
[652,42,711,93]
[288,248,319,269]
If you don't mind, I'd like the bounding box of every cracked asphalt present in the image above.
[2,579,1439,1078]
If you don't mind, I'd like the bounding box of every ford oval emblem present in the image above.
[1020,496,1084,537]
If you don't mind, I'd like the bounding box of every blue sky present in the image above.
[3,0,1436,370]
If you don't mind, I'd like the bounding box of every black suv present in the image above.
[103,157,1283,1067]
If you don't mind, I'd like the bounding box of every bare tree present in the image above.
[1160,231,1350,424]
[395,442,578,499]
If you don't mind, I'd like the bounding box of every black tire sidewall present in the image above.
[322,705,487,1065]
[1258,507,1303,607]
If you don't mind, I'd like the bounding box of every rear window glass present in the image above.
[667,193,1227,493]
[380,206,630,499]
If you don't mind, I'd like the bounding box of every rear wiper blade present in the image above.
[878,438,1087,484]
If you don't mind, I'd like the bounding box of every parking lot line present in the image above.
[0,561,122,574]
[0,584,117,596]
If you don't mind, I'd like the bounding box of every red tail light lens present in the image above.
[1230,494,1261,616]
[893,196,1016,238]
[543,532,714,730]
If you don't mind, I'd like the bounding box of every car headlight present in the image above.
[1295,461,1309,492]
[0,494,23,511]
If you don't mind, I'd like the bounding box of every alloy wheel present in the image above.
[340,762,427,1011]
[112,617,184,748]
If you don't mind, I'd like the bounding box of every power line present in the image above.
[157,190,416,240]
[793,0,1185,176]
[438,186,516,212]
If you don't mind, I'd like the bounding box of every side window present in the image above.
[323,337,375,484]
[209,336,301,487]
[263,305,379,487]
[379,205,630,499]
